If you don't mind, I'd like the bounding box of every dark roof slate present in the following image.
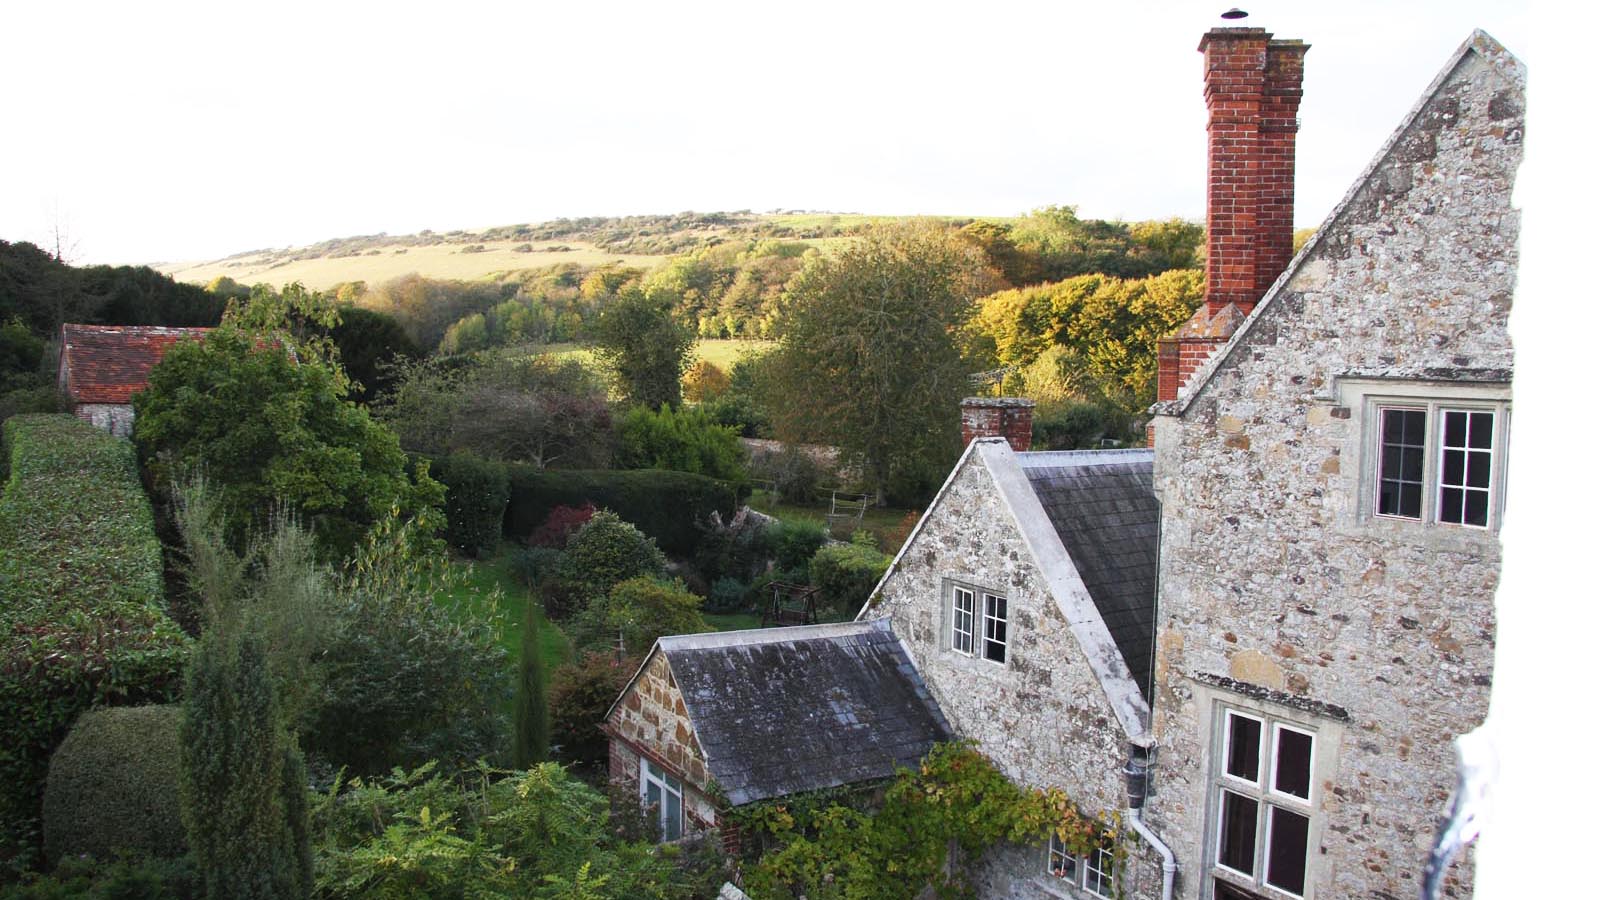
[1019,450,1158,700]
[59,324,210,405]
[660,620,950,806]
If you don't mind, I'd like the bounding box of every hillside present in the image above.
[157,212,944,291]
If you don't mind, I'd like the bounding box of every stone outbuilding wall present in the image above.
[605,654,720,837]
[863,447,1157,899]
[1145,33,1522,900]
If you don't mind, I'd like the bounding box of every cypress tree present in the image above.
[179,630,309,899]
[513,603,552,768]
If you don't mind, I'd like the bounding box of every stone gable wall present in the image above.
[1147,44,1521,900]
[606,653,719,834]
[865,453,1157,899]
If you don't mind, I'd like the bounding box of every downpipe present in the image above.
[1125,741,1176,900]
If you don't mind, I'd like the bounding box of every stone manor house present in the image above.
[606,26,1522,900]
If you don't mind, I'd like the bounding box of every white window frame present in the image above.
[1210,706,1317,899]
[951,586,975,656]
[981,592,1008,665]
[639,757,684,842]
[1367,398,1509,531]
[1044,832,1115,899]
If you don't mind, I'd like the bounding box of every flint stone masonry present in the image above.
[863,442,1159,899]
[1147,32,1520,900]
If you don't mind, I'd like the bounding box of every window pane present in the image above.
[1444,410,1466,447]
[1047,835,1077,881]
[1085,845,1114,898]
[1273,727,1313,799]
[1464,490,1489,527]
[1401,482,1422,518]
[1226,713,1262,782]
[1266,807,1310,895]
[1377,409,1425,520]
[647,760,664,779]
[1439,487,1465,524]
[1402,446,1424,482]
[645,780,661,811]
[983,595,1007,663]
[663,790,682,841]
[1468,412,1494,449]
[1218,791,1258,875]
[1467,452,1491,488]
[1442,448,1464,485]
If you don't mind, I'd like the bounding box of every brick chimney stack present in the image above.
[1154,27,1308,417]
[961,398,1034,452]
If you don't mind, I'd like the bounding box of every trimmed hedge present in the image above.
[0,415,190,862]
[43,705,186,864]
[433,453,510,557]
[503,467,739,557]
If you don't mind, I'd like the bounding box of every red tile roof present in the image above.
[59,324,212,405]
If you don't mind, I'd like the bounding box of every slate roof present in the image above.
[59,324,210,405]
[656,620,950,806]
[1017,449,1158,699]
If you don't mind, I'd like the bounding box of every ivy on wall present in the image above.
[729,742,1124,899]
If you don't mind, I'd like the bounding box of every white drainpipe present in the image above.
[1127,806,1176,900]
[1125,740,1176,900]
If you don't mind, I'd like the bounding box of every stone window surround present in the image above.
[1331,377,1511,546]
[1040,832,1116,900]
[1192,677,1345,900]
[939,577,1009,671]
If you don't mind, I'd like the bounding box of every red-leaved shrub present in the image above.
[528,503,596,549]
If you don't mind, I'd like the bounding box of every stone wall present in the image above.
[606,653,720,836]
[1146,37,1521,900]
[864,450,1158,899]
[73,403,135,438]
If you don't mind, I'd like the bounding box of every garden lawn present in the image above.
[440,543,570,676]
[705,612,763,632]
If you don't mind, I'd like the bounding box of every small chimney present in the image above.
[1154,26,1308,414]
[962,397,1035,452]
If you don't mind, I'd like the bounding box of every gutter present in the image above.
[1125,740,1176,900]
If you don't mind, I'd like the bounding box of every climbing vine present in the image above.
[730,742,1124,899]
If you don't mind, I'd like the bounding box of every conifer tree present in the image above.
[514,603,552,768]
[179,630,310,899]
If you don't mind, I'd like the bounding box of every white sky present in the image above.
[0,0,1531,266]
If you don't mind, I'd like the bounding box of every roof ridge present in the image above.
[657,619,885,652]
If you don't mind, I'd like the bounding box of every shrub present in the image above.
[557,511,668,600]
[810,540,891,620]
[682,359,730,402]
[509,545,565,589]
[0,415,189,866]
[616,404,748,483]
[707,577,750,614]
[0,854,202,899]
[529,502,596,548]
[568,576,708,656]
[180,630,311,900]
[1031,400,1134,450]
[0,383,61,430]
[306,514,510,774]
[504,467,739,557]
[43,706,187,864]
[750,444,822,504]
[432,453,510,557]
[549,653,637,768]
[767,518,828,572]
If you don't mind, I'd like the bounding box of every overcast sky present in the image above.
[0,0,1531,266]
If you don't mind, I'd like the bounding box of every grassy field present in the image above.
[441,544,570,674]
[160,239,667,291]
[519,338,775,370]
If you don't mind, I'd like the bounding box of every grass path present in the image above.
[441,544,570,675]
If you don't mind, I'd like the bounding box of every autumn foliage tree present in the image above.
[762,221,999,499]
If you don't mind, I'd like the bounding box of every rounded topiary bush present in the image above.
[43,704,186,864]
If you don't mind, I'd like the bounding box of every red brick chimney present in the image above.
[961,397,1034,452]
[1153,27,1308,427]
